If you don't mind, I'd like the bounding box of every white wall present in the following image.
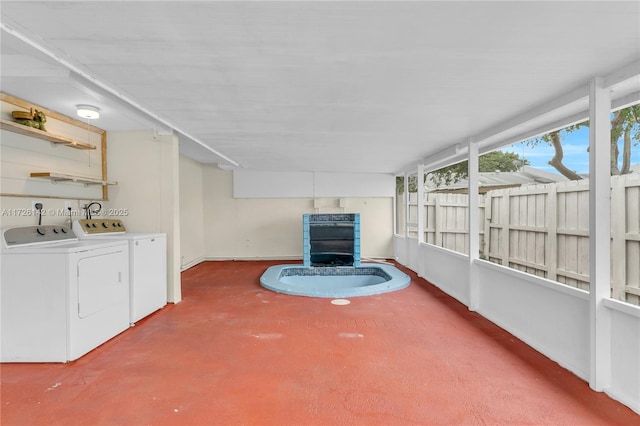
[406,237,419,272]
[179,156,205,269]
[393,233,407,264]
[233,169,395,198]
[0,194,78,228]
[203,166,394,260]
[605,299,640,412]
[418,243,469,306]
[394,234,640,414]
[106,130,181,303]
[476,261,590,379]
[106,131,169,231]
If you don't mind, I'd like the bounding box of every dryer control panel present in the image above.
[74,219,126,236]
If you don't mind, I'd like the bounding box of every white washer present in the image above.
[1,225,130,362]
[73,219,167,324]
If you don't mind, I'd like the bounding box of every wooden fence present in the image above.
[415,174,640,305]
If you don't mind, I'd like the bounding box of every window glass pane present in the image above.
[481,120,591,288]
[477,103,639,306]
[423,160,469,254]
[407,174,418,239]
[395,176,405,236]
[611,103,640,305]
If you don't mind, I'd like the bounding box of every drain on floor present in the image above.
[331,299,351,305]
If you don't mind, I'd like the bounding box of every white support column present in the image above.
[588,77,612,391]
[468,139,480,311]
[417,164,425,245]
[392,175,397,236]
[160,132,182,303]
[404,171,410,254]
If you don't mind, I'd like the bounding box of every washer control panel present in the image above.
[74,219,126,235]
[3,225,76,247]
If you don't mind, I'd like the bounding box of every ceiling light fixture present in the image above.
[76,104,100,120]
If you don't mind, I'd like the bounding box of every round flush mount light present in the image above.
[76,104,100,120]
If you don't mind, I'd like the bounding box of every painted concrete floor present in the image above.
[1,260,637,425]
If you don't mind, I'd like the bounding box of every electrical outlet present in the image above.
[64,200,73,210]
[31,200,43,211]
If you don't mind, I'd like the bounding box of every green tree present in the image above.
[397,151,530,192]
[525,104,640,180]
[427,151,529,188]
[399,103,639,191]
[396,174,418,194]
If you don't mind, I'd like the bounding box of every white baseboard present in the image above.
[181,256,303,272]
[181,256,393,270]
[180,256,206,271]
[203,256,302,262]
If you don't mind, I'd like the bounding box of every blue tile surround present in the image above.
[303,213,360,267]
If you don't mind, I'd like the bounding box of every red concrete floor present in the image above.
[1,260,638,425]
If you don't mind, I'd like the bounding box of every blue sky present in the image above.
[502,126,640,175]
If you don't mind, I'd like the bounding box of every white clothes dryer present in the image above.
[73,219,167,324]
[1,225,130,363]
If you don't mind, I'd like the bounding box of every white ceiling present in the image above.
[1,1,639,174]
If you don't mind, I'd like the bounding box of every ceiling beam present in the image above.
[0,21,241,168]
[407,59,639,171]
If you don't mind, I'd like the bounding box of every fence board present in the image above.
[623,175,640,305]
[500,191,510,266]
[611,175,626,300]
[420,174,639,305]
[546,184,558,281]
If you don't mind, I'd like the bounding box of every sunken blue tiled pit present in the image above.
[260,213,410,298]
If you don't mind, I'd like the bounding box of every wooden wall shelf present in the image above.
[1,92,110,200]
[0,119,96,150]
[30,172,117,186]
